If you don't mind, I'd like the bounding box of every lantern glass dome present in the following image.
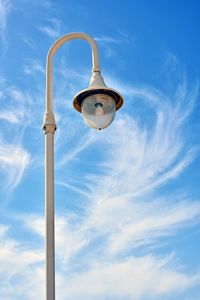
[81,93,116,130]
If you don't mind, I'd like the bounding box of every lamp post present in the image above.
[42,32,124,300]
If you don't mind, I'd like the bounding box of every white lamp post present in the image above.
[42,32,124,300]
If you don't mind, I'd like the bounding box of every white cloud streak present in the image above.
[0,0,11,36]
[0,139,31,191]
[3,206,199,300]
[95,32,133,58]
[56,256,200,300]
[23,60,45,75]
[0,110,21,123]
[0,224,44,300]
[38,18,61,39]
[0,0,11,52]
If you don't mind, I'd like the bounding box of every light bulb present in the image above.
[94,102,104,116]
[81,93,116,130]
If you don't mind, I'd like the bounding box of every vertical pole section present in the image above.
[43,122,56,300]
[45,132,55,300]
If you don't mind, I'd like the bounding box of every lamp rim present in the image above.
[73,87,124,113]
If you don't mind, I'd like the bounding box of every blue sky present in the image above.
[0,0,200,299]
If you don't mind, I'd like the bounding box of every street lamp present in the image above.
[42,32,124,300]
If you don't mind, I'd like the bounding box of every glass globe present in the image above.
[81,93,116,130]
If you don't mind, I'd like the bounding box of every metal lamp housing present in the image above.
[73,72,124,130]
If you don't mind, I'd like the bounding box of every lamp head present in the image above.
[73,72,123,130]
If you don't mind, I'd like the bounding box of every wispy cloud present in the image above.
[0,0,11,50]
[56,131,96,168]
[95,35,121,45]
[0,138,31,191]
[0,77,36,191]
[31,0,52,9]
[56,256,199,300]
[38,18,61,39]
[0,78,36,126]
[0,89,30,124]
[0,0,11,36]
[6,202,200,300]
[0,110,22,123]
[23,59,45,75]
[0,223,44,300]
[95,31,133,58]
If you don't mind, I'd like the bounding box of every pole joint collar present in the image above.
[42,112,57,134]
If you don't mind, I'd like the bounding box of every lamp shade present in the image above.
[73,72,124,130]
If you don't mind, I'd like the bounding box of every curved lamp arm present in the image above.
[43,32,123,133]
[46,32,100,114]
